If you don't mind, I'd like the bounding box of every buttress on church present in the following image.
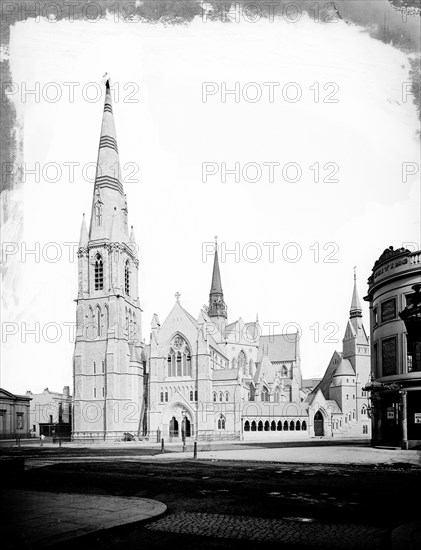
[73,81,372,442]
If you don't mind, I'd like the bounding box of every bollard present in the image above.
[193,441,197,459]
[161,438,164,453]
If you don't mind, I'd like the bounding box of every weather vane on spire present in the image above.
[175,291,181,303]
[353,266,357,282]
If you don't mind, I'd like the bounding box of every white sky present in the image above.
[1,13,420,394]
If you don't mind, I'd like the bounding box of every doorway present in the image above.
[314,411,324,436]
[169,416,179,437]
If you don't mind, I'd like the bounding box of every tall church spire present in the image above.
[350,267,362,319]
[89,78,128,243]
[208,237,227,319]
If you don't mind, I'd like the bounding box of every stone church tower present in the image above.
[73,80,144,441]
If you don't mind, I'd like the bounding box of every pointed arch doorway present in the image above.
[169,416,179,438]
[314,411,324,436]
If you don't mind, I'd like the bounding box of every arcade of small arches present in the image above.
[243,419,308,432]
[86,303,137,339]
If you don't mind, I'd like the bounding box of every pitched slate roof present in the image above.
[257,333,298,363]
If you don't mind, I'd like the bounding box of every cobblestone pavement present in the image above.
[1,490,166,549]
[146,512,388,549]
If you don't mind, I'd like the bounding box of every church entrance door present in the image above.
[169,416,179,437]
[314,411,324,436]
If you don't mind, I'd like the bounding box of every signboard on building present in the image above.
[387,407,395,419]
[414,413,421,424]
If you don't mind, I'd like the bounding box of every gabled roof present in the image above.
[0,388,31,401]
[257,333,298,363]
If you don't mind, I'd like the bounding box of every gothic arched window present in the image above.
[302,421,307,431]
[225,392,229,402]
[261,386,269,402]
[231,357,237,368]
[95,203,102,226]
[167,336,191,378]
[238,350,247,371]
[281,365,288,377]
[125,260,130,295]
[218,415,226,430]
[97,306,101,337]
[213,392,217,402]
[244,420,250,432]
[274,388,280,402]
[168,351,175,377]
[94,254,103,290]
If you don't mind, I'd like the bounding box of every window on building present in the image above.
[94,253,103,290]
[160,391,164,402]
[281,365,288,377]
[373,307,378,325]
[290,420,295,431]
[249,359,254,376]
[382,336,397,376]
[194,390,198,401]
[232,357,237,368]
[302,421,307,431]
[93,361,96,374]
[97,306,101,337]
[95,203,102,226]
[125,260,130,295]
[225,392,229,402]
[274,389,280,402]
[219,392,223,402]
[102,387,105,397]
[363,425,368,434]
[346,394,349,400]
[165,392,168,402]
[238,350,247,371]
[16,413,23,430]
[244,420,250,431]
[213,392,216,402]
[277,420,282,431]
[190,390,193,401]
[381,298,396,323]
[296,420,301,430]
[258,421,263,431]
[283,420,288,431]
[167,337,191,378]
[264,421,270,431]
[251,421,256,431]
[176,353,182,376]
[271,421,276,431]
[168,352,175,377]
[361,406,366,415]
[94,388,96,398]
[102,360,105,373]
[261,386,269,402]
[218,415,226,430]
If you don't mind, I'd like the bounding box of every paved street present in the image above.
[0,490,166,549]
[1,441,420,549]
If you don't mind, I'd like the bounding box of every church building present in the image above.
[72,80,371,442]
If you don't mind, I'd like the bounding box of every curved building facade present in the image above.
[364,247,421,449]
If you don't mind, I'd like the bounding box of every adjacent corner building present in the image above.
[364,246,421,449]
